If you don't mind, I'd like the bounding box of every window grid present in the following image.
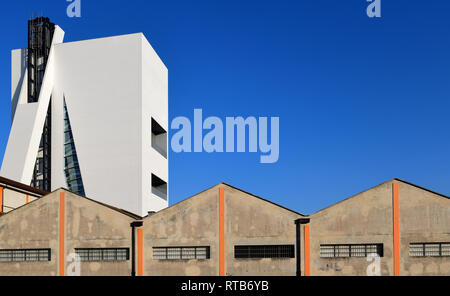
[320,244,383,258]
[409,243,450,257]
[0,249,51,262]
[75,248,129,262]
[153,247,210,260]
[234,245,295,259]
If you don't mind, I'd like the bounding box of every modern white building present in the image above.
[1,17,169,217]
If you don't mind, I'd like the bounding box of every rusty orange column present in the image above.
[137,228,143,276]
[304,225,311,276]
[26,194,29,204]
[393,183,400,276]
[219,187,225,276]
[0,186,3,213]
[59,192,65,276]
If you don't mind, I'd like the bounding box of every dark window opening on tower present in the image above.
[151,118,167,159]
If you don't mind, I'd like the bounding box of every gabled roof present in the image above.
[393,178,449,199]
[145,182,305,219]
[221,182,305,216]
[79,192,142,220]
[311,178,449,216]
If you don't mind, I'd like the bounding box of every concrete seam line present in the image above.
[393,183,400,276]
[59,191,65,276]
[219,187,225,276]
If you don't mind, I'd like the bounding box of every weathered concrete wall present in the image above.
[142,186,219,276]
[0,189,136,276]
[398,182,450,276]
[224,185,301,276]
[0,191,59,276]
[64,191,134,276]
[142,184,303,276]
[309,181,395,276]
[0,181,447,276]
[309,180,450,276]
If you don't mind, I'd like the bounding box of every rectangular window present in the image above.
[0,249,51,262]
[409,243,450,257]
[151,118,168,158]
[152,174,168,200]
[320,244,383,258]
[75,248,129,262]
[234,245,295,259]
[153,246,210,260]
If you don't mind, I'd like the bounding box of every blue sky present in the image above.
[0,0,449,214]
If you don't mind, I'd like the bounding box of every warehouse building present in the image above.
[0,188,139,276]
[141,183,304,276]
[0,177,448,276]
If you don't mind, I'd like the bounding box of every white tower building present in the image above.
[1,18,169,217]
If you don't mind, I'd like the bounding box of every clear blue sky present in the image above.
[0,0,449,214]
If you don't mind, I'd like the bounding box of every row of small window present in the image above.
[320,243,450,258]
[0,248,128,263]
[153,245,295,260]
[4,243,446,263]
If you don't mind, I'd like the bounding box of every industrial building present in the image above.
[0,177,448,276]
[1,17,169,217]
[308,179,450,276]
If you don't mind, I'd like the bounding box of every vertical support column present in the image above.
[393,183,400,276]
[295,218,310,276]
[0,186,3,214]
[304,225,310,276]
[137,228,143,276]
[219,187,225,276]
[26,194,29,204]
[59,191,65,276]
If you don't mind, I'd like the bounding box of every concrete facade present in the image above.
[141,184,303,276]
[0,178,447,276]
[0,188,137,276]
[309,179,450,276]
